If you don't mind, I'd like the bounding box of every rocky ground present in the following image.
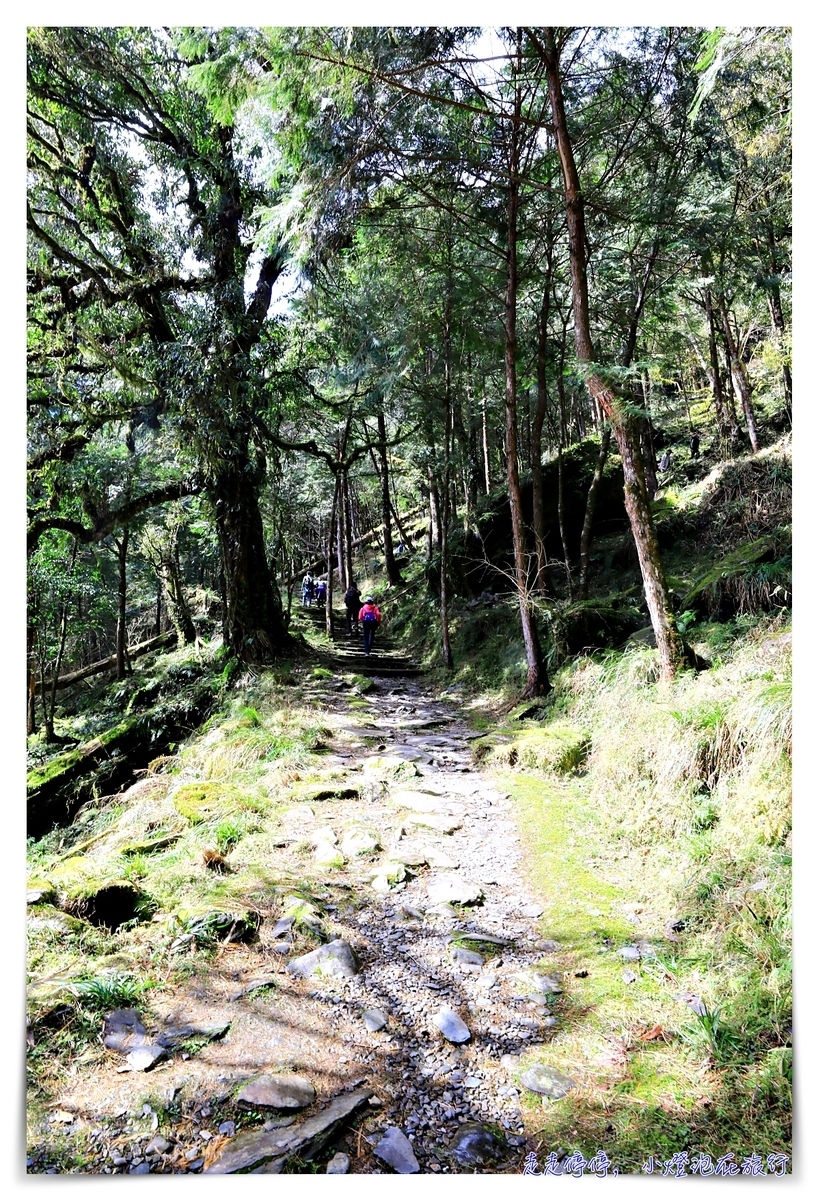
[28,618,576,1175]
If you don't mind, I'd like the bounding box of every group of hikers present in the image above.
[300,574,327,607]
[300,574,382,656]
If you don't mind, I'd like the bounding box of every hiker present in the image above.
[315,578,327,605]
[689,433,700,459]
[344,580,362,635]
[358,595,382,657]
[658,449,671,473]
[301,574,314,606]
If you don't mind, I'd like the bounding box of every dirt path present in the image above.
[32,622,564,1175]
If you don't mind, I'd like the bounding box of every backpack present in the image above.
[362,606,378,623]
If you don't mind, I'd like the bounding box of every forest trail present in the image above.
[46,611,564,1175]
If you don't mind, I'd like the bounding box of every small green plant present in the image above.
[680,1002,742,1063]
[215,816,245,853]
[69,971,153,1011]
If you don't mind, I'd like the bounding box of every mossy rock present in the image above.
[487,724,589,775]
[361,756,420,781]
[174,907,261,946]
[293,780,360,804]
[311,667,334,680]
[172,782,245,823]
[48,855,94,887]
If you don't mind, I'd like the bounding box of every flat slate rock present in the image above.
[404,813,462,834]
[448,1123,506,1166]
[451,946,484,967]
[236,1074,316,1110]
[519,1063,577,1099]
[119,1045,167,1072]
[287,939,359,980]
[373,1126,420,1174]
[427,874,484,906]
[433,1007,471,1044]
[103,1008,149,1052]
[205,1087,373,1174]
[363,1008,388,1033]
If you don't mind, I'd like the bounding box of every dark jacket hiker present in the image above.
[344,584,362,634]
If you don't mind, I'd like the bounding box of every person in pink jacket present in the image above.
[358,597,382,657]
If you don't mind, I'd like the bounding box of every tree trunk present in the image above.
[344,473,355,583]
[556,445,573,600]
[577,424,611,599]
[541,26,684,679]
[704,287,736,440]
[531,285,550,595]
[427,468,442,552]
[720,304,760,451]
[115,527,129,680]
[376,406,403,585]
[640,414,659,500]
[27,610,38,736]
[213,460,288,662]
[481,396,492,494]
[326,471,341,640]
[440,280,455,671]
[762,216,792,409]
[504,39,549,699]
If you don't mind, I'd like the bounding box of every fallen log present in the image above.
[27,676,219,838]
[35,631,178,696]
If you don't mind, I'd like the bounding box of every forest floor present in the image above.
[26,598,791,1176]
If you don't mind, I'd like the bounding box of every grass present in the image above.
[481,611,791,1172]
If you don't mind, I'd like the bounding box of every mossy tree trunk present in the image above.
[214,458,287,663]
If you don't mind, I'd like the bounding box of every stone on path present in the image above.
[520,903,544,918]
[341,828,380,857]
[391,790,448,813]
[619,945,641,960]
[363,1008,388,1032]
[433,1006,471,1044]
[287,940,358,980]
[373,1127,420,1174]
[427,874,484,906]
[326,1152,350,1173]
[519,1063,577,1099]
[450,946,484,967]
[405,813,462,834]
[535,939,561,953]
[205,1088,373,1174]
[236,1074,316,1110]
[120,1045,166,1072]
[448,1123,506,1167]
[314,843,345,867]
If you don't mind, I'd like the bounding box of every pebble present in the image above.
[373,1127,421,1173]
[433,1007,471,1044]
[326,1152,351,1173]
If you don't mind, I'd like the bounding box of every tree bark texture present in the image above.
[720,305,760,451]
[504,45,549,698]
[376,407,403,585]
[115,527,130,680]
[213,461,287,662]
[541,26,684,679]
[577,425,611,599]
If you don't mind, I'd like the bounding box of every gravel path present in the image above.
[29,643,566,1175]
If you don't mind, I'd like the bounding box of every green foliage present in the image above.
[69,971,153,1012]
